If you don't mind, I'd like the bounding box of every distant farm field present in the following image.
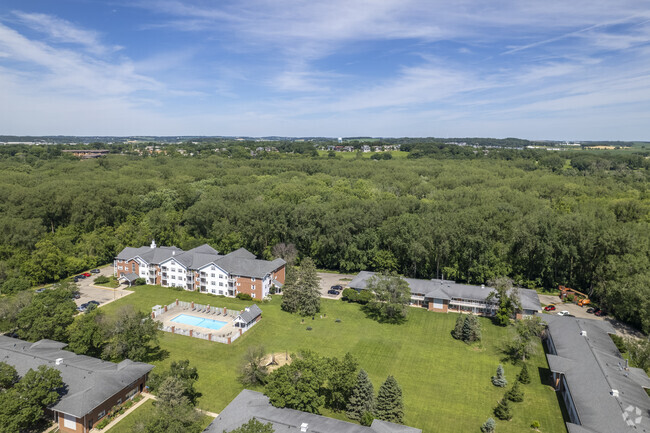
[102,286,567,433]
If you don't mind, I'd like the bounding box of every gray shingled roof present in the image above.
[544,315,650,433]
[0,336,153,418]
[119,272,139,282]
[237,305,262,324]
[348,272,541,312]
[115,244,286,279]
[203,390,421,433]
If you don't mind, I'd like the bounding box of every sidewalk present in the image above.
[90,393,152,432]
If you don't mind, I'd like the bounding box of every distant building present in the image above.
[544,315,650,432]
[204,389,422,433]
[348,271,541,318]
[61,149,109,159]
[0,336,153,433]
[114,242,285,300]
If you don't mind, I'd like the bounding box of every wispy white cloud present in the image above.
[12,11,120,55]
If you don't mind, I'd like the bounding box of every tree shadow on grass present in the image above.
[360,305,408,325]
[143,346,169,363]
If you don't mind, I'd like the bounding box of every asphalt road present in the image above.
[74,265,132,308]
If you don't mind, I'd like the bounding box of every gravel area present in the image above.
[317,272,356,299]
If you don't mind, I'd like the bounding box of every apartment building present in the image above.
[114,241,285,300]
[0,336,153,433]
[349,271,541,318]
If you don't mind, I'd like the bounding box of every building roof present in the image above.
[544,315,650,433]
[0,336,153,418]
[115,244,286,279]
[348,272,541,312]
[237,305,262,323]
[203,390,421,433]
[119,272,139,282]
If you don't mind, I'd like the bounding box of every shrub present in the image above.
[335,319,342,323]
[517,364,531,384]
[236,293,253,301]
[95,418,110,430]
[494,397,512,420]
[505,381,524,402]
[481,417,496,433]
[360,411,375,426]
[531,420,541,430]
[134,278,146,286]
[306,327,312,331]
[94,275,110,284]
[610,334,626,353]
[342,288,358,302]
[491,365,507,387]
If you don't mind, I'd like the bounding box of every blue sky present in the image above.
[1,1,649,139]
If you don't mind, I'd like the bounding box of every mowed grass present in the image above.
[101,286,567,433]
[105,399,213,433]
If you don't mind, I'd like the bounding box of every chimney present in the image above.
[150,240,156,249]
[611,389,619,398]
[481,284,485,289]
[55,358,64,365]
[172,251,175,256]
[300,423,309,432]
[580,330,587,337]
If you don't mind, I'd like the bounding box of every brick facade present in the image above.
[236,276,263,299]
[56,375,148,433]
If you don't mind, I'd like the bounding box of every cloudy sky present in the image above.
[1,1,649,139]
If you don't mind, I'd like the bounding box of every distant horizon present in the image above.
[1,0,649,139]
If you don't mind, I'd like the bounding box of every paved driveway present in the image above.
[74,265,132,308]
[317,272,356,299]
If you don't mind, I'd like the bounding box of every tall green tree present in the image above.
[375,375,404,424]
[494,397,512,420]
[365,273,410,323]
[517,363,531,384]
[149,360,201,405]
[281,258,321,316]
[504,317,545,362]
[66,308,106,358]
[103,305,160,362]
[239,345,269,386]
[0,365,63,433]
[16,284,77,342]
[135,376,203,433]
[346,369,375,421]
[0,362,18,390]
[487,277,521,326]
[505,381,524,402]
[326,352,358,411]
[451,314,464,340]
[227,418,275,433]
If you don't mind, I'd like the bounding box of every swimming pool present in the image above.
[170,314,228,331]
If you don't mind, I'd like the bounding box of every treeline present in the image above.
[0,149,648,332]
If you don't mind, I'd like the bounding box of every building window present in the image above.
[251,293,256,298]
[211,273,215,277]
[118,266,123,270]
[219,282,223,287]
[97,410,106,419]
[219,274,224,279]
[251,285,255,290]
[171,275,175,279]
[251,277,255,281]
[211,281,215,285]
[211,266,215,270]
[131,264,135,272]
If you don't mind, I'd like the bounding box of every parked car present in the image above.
[90,269,100,274]
[557,310,570,316]
[35,288,46,293]
[83,272,92,277]
[544,305,556,311]
[330,285,343,291]
[586,308,595,314]
[327,289,340,295]
[73,292,81,299]
[594,309,607,317]
[77,274,86,279]
[87,300,100,307]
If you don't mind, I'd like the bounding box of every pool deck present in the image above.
[156,307,238,338]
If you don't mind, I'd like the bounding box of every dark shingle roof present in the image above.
[203,390,421,433]
[349,272,541,312]
[115,244,285,279]
[0,336,153,418]
[544,315,650,433]
[237,305,262,323]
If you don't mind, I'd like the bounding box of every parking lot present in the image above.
[317,272,356,299]
[73,265,133,309]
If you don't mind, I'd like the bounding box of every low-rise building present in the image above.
[114,241,285,300]
[543,315,650,433]
[0,336,153,433]
[348,271,541,318]
[204,389,422,433]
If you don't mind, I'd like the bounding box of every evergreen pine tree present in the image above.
[480,417,496,433]
[517,363,531,384]
[451,315,464,340]
[505,381,524,402]
[375,375,404,424]
[468,315,482,342]
[297,258,321,316]
[346,369,375,421]
[280,266,299,313]
[494,397,512,420]
[491,364,507,387]
[462,316,472,342]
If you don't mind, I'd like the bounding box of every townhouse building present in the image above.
[114,241,285,300]
[349,271,541,318]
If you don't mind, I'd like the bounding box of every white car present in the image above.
[557,310,570,316]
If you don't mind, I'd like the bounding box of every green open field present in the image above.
[101,286,567,433]
[105,399,213,433]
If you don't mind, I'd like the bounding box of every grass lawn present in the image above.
[101,286,567,433]
[105,399,213,433]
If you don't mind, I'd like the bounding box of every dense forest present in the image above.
[0,145,648,333]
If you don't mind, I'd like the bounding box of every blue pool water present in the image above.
[170,314,228,330]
